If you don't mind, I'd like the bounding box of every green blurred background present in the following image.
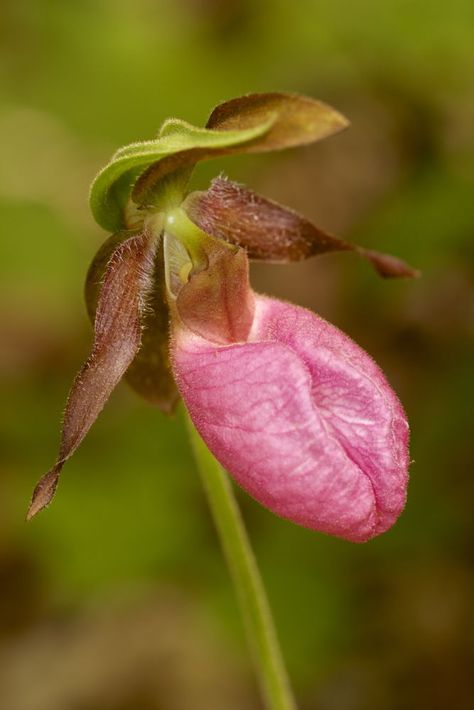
[1,1,473,708]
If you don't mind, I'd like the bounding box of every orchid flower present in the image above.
[28,93,416,543]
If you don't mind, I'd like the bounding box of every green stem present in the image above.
[185,411,297,710]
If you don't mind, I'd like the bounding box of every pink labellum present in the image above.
[174,241,255,345]
[172,296,409,542]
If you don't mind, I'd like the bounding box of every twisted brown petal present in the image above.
[185,177,419,278]
[86,234,179,412]
[27,231,157,520]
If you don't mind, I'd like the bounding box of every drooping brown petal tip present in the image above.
[357,248,421,279]
[26,466,62,521]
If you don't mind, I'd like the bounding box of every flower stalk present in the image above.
[185,410,297,710]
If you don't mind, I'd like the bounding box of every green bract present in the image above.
[90,117,275,232]
[89,92,349,232]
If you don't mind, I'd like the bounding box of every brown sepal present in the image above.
[124,245,180,412]
[132,92,349,207]
[206,92,349,152]
[27,231,157,520]
[185,177,419,278]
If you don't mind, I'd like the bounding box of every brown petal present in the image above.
[27,231,157,520]
[86,233,179,412]
[84,231,133,313]
[132,92,348,207]
[184,177,420,278]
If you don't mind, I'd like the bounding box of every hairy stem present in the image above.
[185,411,297,710]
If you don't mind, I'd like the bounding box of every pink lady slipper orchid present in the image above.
[28,93,417,542]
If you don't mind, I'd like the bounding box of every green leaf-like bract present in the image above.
[89,92,349,233]
[89,117,275,232]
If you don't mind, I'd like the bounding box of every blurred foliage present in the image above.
[0,1,473,708]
